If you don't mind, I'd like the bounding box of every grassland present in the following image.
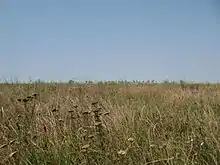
[0,81,220,165]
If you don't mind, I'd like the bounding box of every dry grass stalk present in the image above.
[0,81,220,164]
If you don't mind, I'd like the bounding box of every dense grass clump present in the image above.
[0,81,220,165]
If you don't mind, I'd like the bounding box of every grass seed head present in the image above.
[9,139,16,145]
[95,121,103,126]
[58,118,64,123]
[32,93,38,97]
[82,144,90,150]
[118,149,127,156]
[9,151,18,158]
[128,137,135,143]
[0,143,8,149]
[103,112,110,116]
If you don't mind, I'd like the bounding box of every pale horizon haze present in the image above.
[0,0,220,82]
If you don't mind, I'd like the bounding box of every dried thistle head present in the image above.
[88,135,94,139]
[32,135,37,139]
[91,101,98,106]
[23,98,29,103]
[82,111,90,115]
[95,121,102,127]
[52,108,58,112]
[17,98,22,102]
[27,96,33,99]
[43,126,47,133]
[93,107,102,114]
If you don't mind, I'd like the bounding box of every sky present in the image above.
[0,0,220,82]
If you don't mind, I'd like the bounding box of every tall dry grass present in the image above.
[0,81,220,165]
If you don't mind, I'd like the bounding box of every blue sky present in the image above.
[0,0,220,82]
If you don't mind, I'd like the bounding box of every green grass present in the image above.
[0,81,220,165]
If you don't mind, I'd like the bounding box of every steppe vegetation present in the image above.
[0,80,220,165]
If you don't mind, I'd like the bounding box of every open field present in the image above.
[0,82,220,165]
